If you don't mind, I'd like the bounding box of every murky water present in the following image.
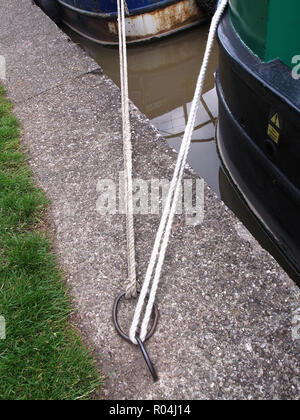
[64,24,299,283]
[66,24,221,195]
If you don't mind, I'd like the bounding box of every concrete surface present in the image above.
[0,0,299,400]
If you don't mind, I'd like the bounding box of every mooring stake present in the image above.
[136,336,158,382]
[113,291,159,381]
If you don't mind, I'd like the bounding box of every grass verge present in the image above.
[0,85,103,400]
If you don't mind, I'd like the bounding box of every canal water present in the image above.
[64,23,299,284]
[66,23,221,195]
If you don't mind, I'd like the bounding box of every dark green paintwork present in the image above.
[229,0,300,68]
[266,0,300,68]
[230,0,269,60]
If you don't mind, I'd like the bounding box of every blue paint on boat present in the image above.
[61,0,178,15]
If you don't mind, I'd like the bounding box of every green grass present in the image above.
[0,85,103,400]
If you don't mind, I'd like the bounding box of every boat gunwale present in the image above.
[218,9,300,115]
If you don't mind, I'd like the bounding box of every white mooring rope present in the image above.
[117,0,137,298]
[117,0,229,344]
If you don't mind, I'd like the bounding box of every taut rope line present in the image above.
[117,0,137,298]
[115,0,229,378]
[129,0,229,345]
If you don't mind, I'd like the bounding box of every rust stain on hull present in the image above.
[59,0,208,45]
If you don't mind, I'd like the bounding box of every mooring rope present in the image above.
[117,0,137,298]
[117,0,228,344]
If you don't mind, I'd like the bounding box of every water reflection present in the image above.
[152,86,220,195]
[65,24,221,194]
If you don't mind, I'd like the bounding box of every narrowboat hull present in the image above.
[56,0,208,45]
[216,8,300,281]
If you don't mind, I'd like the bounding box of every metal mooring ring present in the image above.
[112,291,159,344]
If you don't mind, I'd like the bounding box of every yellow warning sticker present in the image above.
[271,113,280,129]
[267,124,280,143]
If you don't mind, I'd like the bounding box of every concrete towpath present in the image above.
[1,0,299,400]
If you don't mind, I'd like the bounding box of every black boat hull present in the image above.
[216,10,300,284]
